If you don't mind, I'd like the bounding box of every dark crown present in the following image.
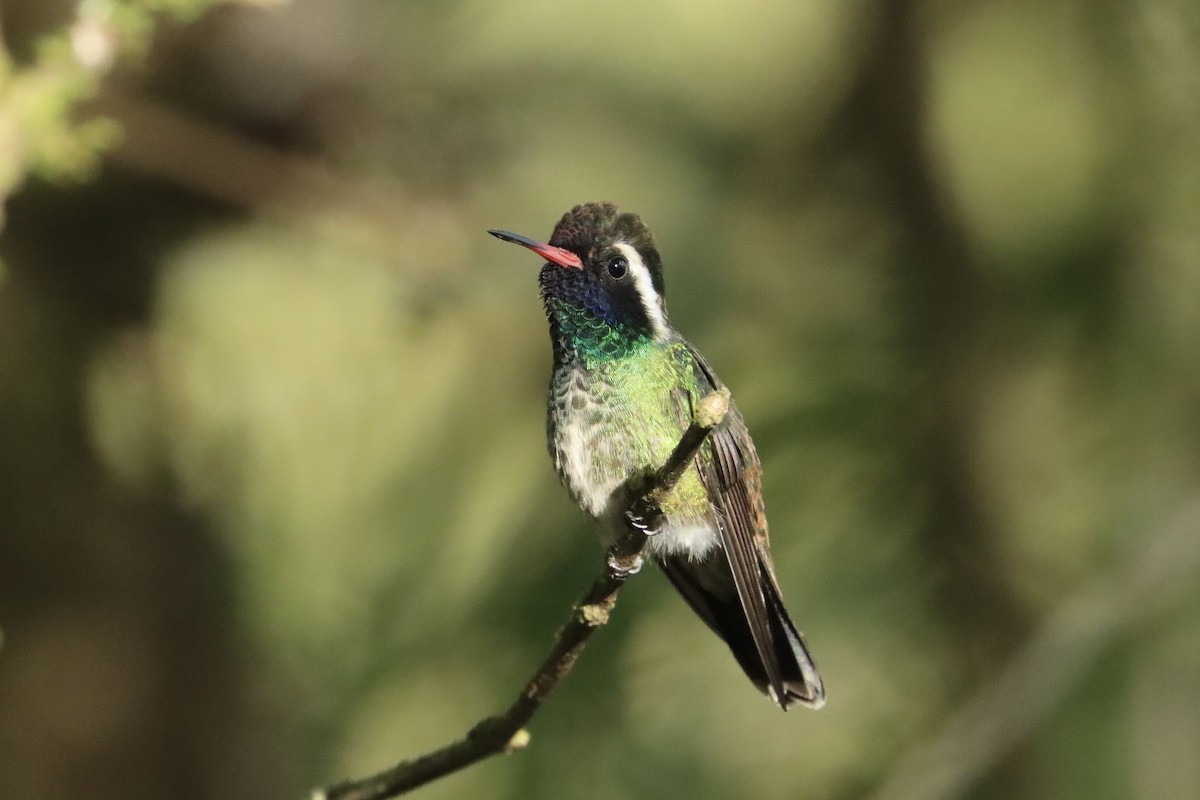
[548,203,665,297]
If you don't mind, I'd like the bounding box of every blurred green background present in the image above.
[2,1,1200,799]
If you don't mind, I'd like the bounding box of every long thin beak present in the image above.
[488,229,583,270]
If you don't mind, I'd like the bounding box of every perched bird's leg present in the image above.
[623,503,665,534]
[623,469,667,536]
[606,549,644,577]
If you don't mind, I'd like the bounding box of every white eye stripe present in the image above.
[613,241,668,340]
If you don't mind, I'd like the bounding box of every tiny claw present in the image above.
[624,501,665,535]
[607,552,643,577]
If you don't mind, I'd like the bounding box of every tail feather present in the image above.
[657,554,824,710]
[759,560,824,709]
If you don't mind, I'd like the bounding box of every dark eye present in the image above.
[606,256,628,279]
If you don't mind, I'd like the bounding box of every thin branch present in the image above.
[312,388,731,800]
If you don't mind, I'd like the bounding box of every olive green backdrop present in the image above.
[2,1,1199,799]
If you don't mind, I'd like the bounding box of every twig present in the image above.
[312,388,731,800]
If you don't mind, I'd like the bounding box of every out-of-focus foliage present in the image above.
[2,2,1200,800]
[0,0,267,222]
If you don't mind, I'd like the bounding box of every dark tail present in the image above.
[658,554,825,710]
[757,561,824,708]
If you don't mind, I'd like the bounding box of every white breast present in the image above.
[555,411,624,517]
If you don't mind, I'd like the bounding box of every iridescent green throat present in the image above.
[547,297,652,369]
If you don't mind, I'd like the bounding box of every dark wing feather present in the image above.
[678,341,824,708]
[702,407,790,701]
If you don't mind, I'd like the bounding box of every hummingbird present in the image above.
[489,202,824,710]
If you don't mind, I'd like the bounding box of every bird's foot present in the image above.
[624,499,665,535]
[607,551,644,577]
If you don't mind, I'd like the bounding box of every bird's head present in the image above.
[490,203,669,363]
